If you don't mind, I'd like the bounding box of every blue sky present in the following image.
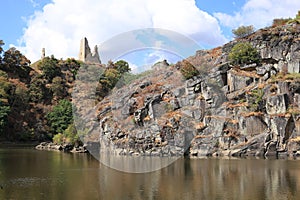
[0,0,299,69]
[0,0,51,50]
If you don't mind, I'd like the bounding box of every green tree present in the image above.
[63,58,81,77]
[229,42,260,65]
[63,123,82,146]
[47,99,73,134]
[0,76,12,102]
[50,76,65,98]
[0,70,11,136]
[10,85,29,108]
[37,56,61,81]
[0,103,10,135]
[52,123,84,146]
[114,60,130,74]
[102,68,120,89]
[52,133,64,144]
[1,47,31,78]
[232,25,255,38]
[29,75,47,103]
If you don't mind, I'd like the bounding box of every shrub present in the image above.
[114,60,131,74]
[179,60,199,79]
[52,123,85,146]
[229,42,260,66]
[287,10,300,24]
[37,56,61,81]
[47,99,73,134]
[232,25,255,38]
[247,88,264,111]
[63,123,81,145]
[53,133,64,144]
[272,18,291,27]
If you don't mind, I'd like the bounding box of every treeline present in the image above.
[0,40,130,144]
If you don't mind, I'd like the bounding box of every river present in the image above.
[0,146,300,200]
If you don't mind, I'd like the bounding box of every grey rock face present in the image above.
[91,23,300,159]
[266,94,288,115]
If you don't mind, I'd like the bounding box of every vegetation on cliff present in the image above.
[232,25,255,38]
[228,42,260,65]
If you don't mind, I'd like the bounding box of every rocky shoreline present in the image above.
[35,142,87,153]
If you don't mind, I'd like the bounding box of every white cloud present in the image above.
[28,0,39,8]
[215,0,300,29]
[16,0,227,62]
[127,61,139,74]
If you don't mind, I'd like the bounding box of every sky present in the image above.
[0,0,299,70]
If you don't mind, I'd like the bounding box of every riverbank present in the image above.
[35,142,87,153]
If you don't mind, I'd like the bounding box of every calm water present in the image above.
[1,147,300,200]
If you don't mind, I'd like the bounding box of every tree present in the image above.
[114,60,131,74]
[46,99,73,134]
[63,58,81,77]
[10,85,29,109]
[52,123,83,146]
[229,42,260,66]
[50,76,65,98]
[96,67,120,98]
[29,75,47,103]
[0,70,11,136]
[0,76,12,102]
[0,103,10,135]
[1,47,31,78]
[37,56,61,81]
[63,123,82,146]
[232,25,255,38]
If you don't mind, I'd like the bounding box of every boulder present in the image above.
[240,116,267,136]
[256,64,272,75]
[266,94,288,115]
[240,63,257,70]
[227,70,253,92]
[287,59,300,73]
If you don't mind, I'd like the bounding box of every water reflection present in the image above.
[0,148,300,200]
[100,153,179,173]
[98,158,300,200]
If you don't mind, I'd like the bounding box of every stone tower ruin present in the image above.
[78,37,101,64]
[41,48,45,59]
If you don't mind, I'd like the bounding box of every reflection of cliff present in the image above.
[78,37,101,64]
[97,158,300,199]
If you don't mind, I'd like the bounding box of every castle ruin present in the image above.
[41,48,45,59]
[78,37,101,64]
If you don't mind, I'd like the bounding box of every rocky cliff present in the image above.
[83,22,300,158]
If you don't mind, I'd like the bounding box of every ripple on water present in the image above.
[5,177,64,188]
